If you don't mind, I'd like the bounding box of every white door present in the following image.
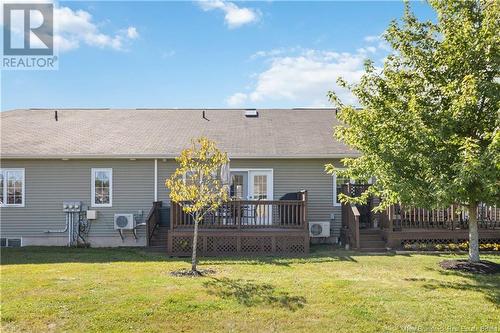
[248,170,273,225]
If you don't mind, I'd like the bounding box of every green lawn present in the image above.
[1,247,498,333]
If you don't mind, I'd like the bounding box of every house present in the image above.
[1,108,498,254]
[0,108,358,253]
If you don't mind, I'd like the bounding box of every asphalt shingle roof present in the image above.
[1,108,357,159]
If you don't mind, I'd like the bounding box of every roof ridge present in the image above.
[3,108,337,112]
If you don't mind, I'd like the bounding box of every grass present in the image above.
[1,246,499,332]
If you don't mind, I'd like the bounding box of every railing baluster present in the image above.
[170,199,310,230]
[293,203,295,228]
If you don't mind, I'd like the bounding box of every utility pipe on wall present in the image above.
[45,212,78,246]
[45,215,69,234]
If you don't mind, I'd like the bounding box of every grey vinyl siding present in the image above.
[158,158,343,239]
[1,158,343,245]
[0,159,155,241]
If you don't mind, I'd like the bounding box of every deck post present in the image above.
[354,213,360,249]
[237,200,241,229]
[388,205,394,231]
[450,204,454,230]
[167,231,173,254]
[170,201,175,231]
[302,190,308,229]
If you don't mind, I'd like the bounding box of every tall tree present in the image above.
[326,0,499,262]
[166,137,229,274]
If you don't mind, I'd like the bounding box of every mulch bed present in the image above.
[439,259,500,274]
[170,268,217,277]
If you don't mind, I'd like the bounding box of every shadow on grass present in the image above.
[198,245,368,266]
[0,247,170,265]
[203,277,306,311]
[199,253,359,267]
[414,267,500,306]
[199,246,438,266]
[3,245,448,266]
[1,245,365,266]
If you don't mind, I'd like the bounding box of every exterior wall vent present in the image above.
[7,239,22,247]
[244,109,258,118]
[1,238,22,247]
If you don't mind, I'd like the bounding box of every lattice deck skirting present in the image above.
[382,229,500,248]
[168,230,309,256]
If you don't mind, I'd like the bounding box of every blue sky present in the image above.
[1,1,436,111]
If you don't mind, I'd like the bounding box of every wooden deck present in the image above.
[379,204,500,248]
[341,184,500,250]
[147,191,310,256]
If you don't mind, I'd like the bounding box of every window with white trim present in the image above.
[333,174,350,206]
[0,169,25,207]
[91,168,112,207]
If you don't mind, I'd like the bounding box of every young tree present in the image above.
[166,137,229,274]
[326,0,499,262]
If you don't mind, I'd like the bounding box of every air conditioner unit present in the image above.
[114,214,135,230]
[309,221,330,237]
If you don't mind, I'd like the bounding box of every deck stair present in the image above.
[148,226,168,250]
[359,229,386,252]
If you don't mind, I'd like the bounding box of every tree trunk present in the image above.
[191,214,200,272]
[468,201,480,263]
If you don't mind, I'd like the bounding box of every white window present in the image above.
[91,168,112,207]
[0,169,25,207]
[332,174,350,206]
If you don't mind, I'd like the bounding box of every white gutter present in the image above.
[0,153,361,159]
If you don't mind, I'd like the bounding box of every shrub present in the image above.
[418,243,429,251]
[402,241,500,252]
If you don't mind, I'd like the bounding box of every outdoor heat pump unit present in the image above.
[114,214,135,230]
[309,221,330,237]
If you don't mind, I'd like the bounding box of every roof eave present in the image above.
[0,153,361,160]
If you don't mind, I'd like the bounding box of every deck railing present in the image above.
[383,204,500,230]
[146,201,163,245]
[171,192,308,230]
[345,204,360,249]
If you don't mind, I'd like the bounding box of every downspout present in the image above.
[154,159,158,202]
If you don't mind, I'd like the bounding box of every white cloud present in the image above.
[364,35,380,43]
[198,0,260,28]
[126,26,139,39]
[228,36,392,107]
[161,50,176,59]
[357,46,377,54]
[54,6,138,52]
[250,47,302,60]
[364,33,391,52]
[227,49,369,107]
[1,2,139,52]
[226,92,248,107]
